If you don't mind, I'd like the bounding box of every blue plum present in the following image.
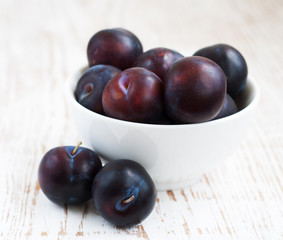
[164,56,226,123]
[92,159,156,226]
[102,67,164,123]
[74,65,121,114]
[87,28,143,70]
[135,47,183,81]
[213,94,238,120]
[38,143,102,205]
[194,44,247,98]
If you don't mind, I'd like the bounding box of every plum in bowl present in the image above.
[65,66,259,190]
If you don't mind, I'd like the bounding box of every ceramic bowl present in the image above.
[65,67,259,190]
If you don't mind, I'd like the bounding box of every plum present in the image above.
[74,65,121,114]
[87,28,143,70]
[164,56,226,123]
[102,67,164,123]
[213,94,238,120]
[38,143,102,205]
[135,47,183,81]
[194,44,247,98]
[92,159,156,226]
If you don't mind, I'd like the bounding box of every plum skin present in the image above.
[135,47,183,81]
[92,159,157,227]
[38,146,102,205]
[87,28,143,70]
[165,56,226,123]
[213,94,238,120]
[74,65,121,114]
[194,44,248,98]
[102,67,164,123]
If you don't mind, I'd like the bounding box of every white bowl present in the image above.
[65,67,260,190]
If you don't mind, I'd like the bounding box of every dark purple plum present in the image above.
[38,143,102,205]
[102,67,163,123]
[156,114,173,125]
[213,94,238,120]
[135,47,183,81]
[165,56,226,123]
[92,159,156,226]
[87,28,143,70]
[194,44,248,98]
[151,112,173,125]
[74,65,121,114]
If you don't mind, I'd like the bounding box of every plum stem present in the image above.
[122,195,135,204]
[72,141,82,155]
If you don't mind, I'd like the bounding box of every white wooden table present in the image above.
[1,0,283,239]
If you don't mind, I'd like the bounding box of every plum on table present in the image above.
[92,159,156,226]
[38,143,102,205]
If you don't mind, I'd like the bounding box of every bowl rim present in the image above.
[65,66,260,129]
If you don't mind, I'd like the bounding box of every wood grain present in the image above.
[1,0,283,239]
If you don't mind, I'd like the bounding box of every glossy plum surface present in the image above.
[165,56,226,123]
[194,44,248,98]
[102,67,164,123]
[135,47,183,81]
[38,145,102,205]
[87,28,143,70]
[213,94,238,120]
[92,159,156,226]
[74,65,121,114]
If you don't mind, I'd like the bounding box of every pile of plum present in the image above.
[76,28,247,124]
[38,28,248,227]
